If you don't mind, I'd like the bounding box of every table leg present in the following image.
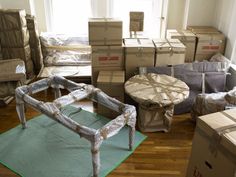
[91,141,101,177]
[129,126,135,150]
[16,102,26,129]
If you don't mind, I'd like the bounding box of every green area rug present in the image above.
[0,106,146,177]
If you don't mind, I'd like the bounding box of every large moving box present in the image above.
[186,109,236,177]
[97,71,125,118]
[124,38,155,80]
[91,45,124,67]
[153,39,186,66]
[167,29,196,62]
[91,45,124,85]
[89,18,122,46]
[195,32,225,61]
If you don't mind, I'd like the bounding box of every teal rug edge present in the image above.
[0,106,147,177]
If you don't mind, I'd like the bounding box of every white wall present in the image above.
[213,0,236,62]
[167,0,186,30]
[186,0,216,26]
[0,0,32,14]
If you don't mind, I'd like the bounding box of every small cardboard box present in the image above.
[89,18,122,46]
[97,70,125,96]
[153,38,186,66]
[97,71,125,118]
[91,45,124,67]
[167,29,196,62]
[195,32,225,61]
[124,38,155,80]
[92,66,124,86]
[186,109,236,177]
[129,12,144,32]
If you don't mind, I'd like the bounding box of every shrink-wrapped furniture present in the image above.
[0,9,34,79]
[139,59,229,114]
[125,73,189,132]
[15,76,136,177]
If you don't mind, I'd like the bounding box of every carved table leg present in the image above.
[129,126,135,150]
[91,141,100,177]
[16,96,27,129]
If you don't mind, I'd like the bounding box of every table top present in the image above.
[125,73,189,106]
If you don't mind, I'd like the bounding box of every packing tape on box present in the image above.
[196,111,236,164]
[125,74,189,106]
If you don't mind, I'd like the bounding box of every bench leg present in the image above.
[16,102,26,129]
[129,126,135,150]
[91,141,101,177]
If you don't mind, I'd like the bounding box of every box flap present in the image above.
[167,29,196,41]
[198,109,236,157]
[153,38,186,52]
[97,71,125,84]
[197,33,225,41]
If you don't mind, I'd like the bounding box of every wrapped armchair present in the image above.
[191,87,236,121]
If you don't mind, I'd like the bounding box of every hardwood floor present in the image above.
[0,89,196,177]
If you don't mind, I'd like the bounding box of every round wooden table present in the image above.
[125,73,189,132]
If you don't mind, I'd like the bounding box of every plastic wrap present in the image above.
[191,87,236,121]
[40,33,91,66]
[44,50,91,66]
[125,73,189,107]
[0,27,29,47]
[15,76,136,177]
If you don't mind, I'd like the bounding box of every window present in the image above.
[110,0,163,38]
[46,0,167,38]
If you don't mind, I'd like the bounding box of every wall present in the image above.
[186,0,216,26]
[213,0,236,62]
[167,0,186,30]
[0,0,32,14]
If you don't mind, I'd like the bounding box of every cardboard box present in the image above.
[1,46,35,79]
[2,45,31,62]
[0,59,26,82]
[97,96,124,119]
[153,38,186,66]
[167,29,196,62]
[129,12,144,32]
[92,66,124,86]
[186,109,236,177]
[124,38,155,80]
[91,45,124,67]
[195,33,225,61]
[89,18,122,46]
[97,70,125,118]
[0,9,27,31]
[187,26,219,34]
[97,70,125,96]
[0,27,29,47]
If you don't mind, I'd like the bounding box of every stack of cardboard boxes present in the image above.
[26,15,43,75]
[89,18,125,118]
[0,9,35,79]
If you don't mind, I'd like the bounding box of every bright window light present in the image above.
[111,0,163,38]
[51,0,92,35]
